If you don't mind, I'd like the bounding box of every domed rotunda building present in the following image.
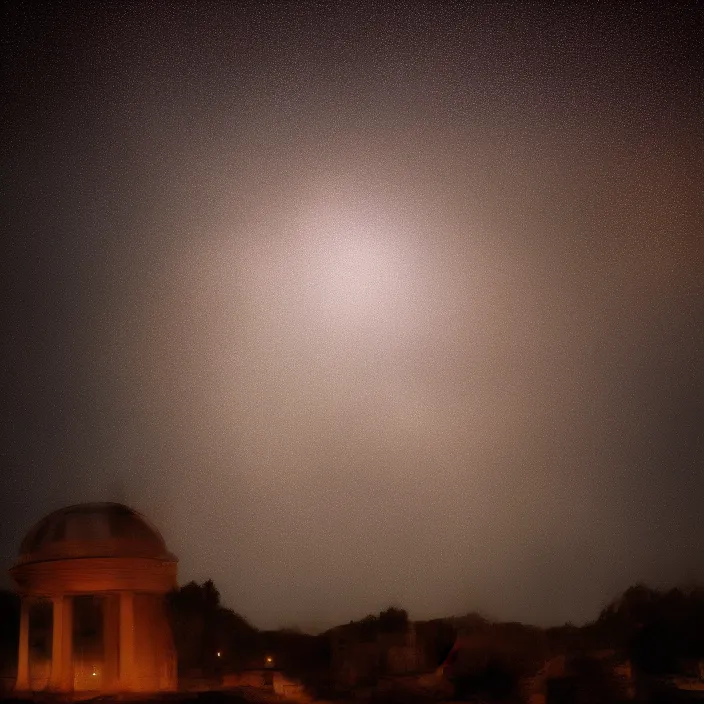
[10,502,178,693]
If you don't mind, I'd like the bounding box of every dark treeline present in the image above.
[166,579,257,674]
[2,582,704,696]
[549,583,704,673]
[165,580,330,685]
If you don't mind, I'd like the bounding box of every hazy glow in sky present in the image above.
[1,3,701,632]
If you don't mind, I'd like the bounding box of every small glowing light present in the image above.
[92,671,97,676]
[266,656,273,663]
[216,651,221,658]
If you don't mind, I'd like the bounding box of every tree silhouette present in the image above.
[378,607,409,633]
[167,580,256,675]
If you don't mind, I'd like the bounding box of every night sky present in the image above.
[1,2,702,632]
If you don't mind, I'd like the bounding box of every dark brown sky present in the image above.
[1,1,702,632]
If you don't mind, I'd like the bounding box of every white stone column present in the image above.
[119,591,135,690]
[15,597,30,692]
[48,594,73,691]
[103,594,120,690]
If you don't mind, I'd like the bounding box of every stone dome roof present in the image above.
[16,502,176,566]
